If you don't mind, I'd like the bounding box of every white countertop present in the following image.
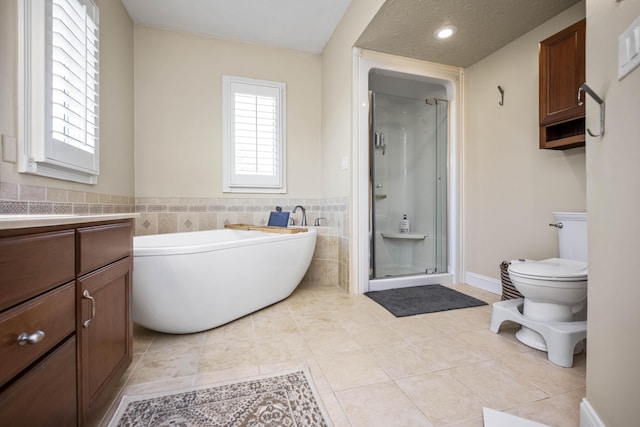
[0,213,139,230]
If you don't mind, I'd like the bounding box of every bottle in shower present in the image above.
[400,214,410,233]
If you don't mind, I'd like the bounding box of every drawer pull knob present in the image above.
[82,289,96,328]
[17,330,45,346]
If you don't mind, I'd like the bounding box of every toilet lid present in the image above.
[508,258,588,280]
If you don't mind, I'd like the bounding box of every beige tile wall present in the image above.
[0,182,135,215]
[135,196,350,292]
[0,184,350,291]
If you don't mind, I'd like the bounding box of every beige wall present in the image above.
[133,27,322,199]
[0,1,16,172]
[585,0,640,425]
[464,2,587,280]
[0,0,135,197]
[320,0,385,198]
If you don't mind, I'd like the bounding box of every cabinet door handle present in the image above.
[577,86,584,106]
[17,330,45,346]
[82,289,95,328]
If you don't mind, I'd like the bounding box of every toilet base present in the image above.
[515,326,549,351]
[489,298,586,368]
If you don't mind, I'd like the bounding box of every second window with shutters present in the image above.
[222,76,286,193]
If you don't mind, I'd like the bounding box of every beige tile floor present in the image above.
[98,283,586,427]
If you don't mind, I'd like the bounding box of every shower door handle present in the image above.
[374,132,385,148]
[374,132,386,155]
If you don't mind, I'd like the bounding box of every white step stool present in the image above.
[489,298,586,367]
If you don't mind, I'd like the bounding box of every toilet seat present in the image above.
[508,258,588,282]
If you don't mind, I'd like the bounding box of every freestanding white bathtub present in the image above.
[132,227,317,334]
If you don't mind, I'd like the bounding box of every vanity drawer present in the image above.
[0,282,76,388]
[77,221,132,276]
[0,336,77,426]
[0,230,75,311]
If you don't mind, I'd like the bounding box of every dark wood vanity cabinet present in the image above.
[539,18,586,149]
[0,218,134,426]
[77,222,133,425]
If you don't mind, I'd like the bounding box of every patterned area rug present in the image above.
[108,366,332,426]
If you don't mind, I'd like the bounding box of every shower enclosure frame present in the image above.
[352,48,464,293]
[370,92,449,280]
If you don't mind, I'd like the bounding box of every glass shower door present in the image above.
[370,92,447,279]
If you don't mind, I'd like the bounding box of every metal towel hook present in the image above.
[497,85,504,106]
[577,83,605,137]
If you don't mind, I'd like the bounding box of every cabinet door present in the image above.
[77,257,132,425]
[539,18,586,126]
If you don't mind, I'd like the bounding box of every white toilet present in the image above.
[490,212,587,367]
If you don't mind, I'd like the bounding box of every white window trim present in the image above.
[222,75,286,193]
[18,0,100,185]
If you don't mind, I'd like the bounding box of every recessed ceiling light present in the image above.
[434,25,457,40]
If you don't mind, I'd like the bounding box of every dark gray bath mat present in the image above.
[365,284,487,317]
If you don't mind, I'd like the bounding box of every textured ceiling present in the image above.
[120,0,352,54]
[121,0,583,67]
[357,0,583,68]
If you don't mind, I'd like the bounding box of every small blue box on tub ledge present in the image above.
[267,210,290,227]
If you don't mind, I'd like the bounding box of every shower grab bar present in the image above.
[577,83,605,137]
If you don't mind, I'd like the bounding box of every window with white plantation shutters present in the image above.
[51,0,99,156]
[18,0,100,184]
[223,76,286,193]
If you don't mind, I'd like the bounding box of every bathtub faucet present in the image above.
[293,205,307,226]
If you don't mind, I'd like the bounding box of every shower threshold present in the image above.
[369,272,453,292]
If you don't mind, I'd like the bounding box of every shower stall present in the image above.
[369,72,448,286]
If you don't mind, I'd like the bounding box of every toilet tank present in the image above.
[553,212,587,262]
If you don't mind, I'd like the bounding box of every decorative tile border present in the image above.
[0,183,350,291]
[0,183,136,215]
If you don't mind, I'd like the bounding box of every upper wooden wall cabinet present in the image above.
[539,18,586,150]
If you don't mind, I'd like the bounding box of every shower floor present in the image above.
[375,265,433,278]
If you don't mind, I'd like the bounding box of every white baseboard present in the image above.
[580,399,606,427]
[465,271,501,295]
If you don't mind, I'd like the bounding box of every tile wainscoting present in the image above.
[135,196,350,292]
[0,183,349,291]
[0,182,135,215]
